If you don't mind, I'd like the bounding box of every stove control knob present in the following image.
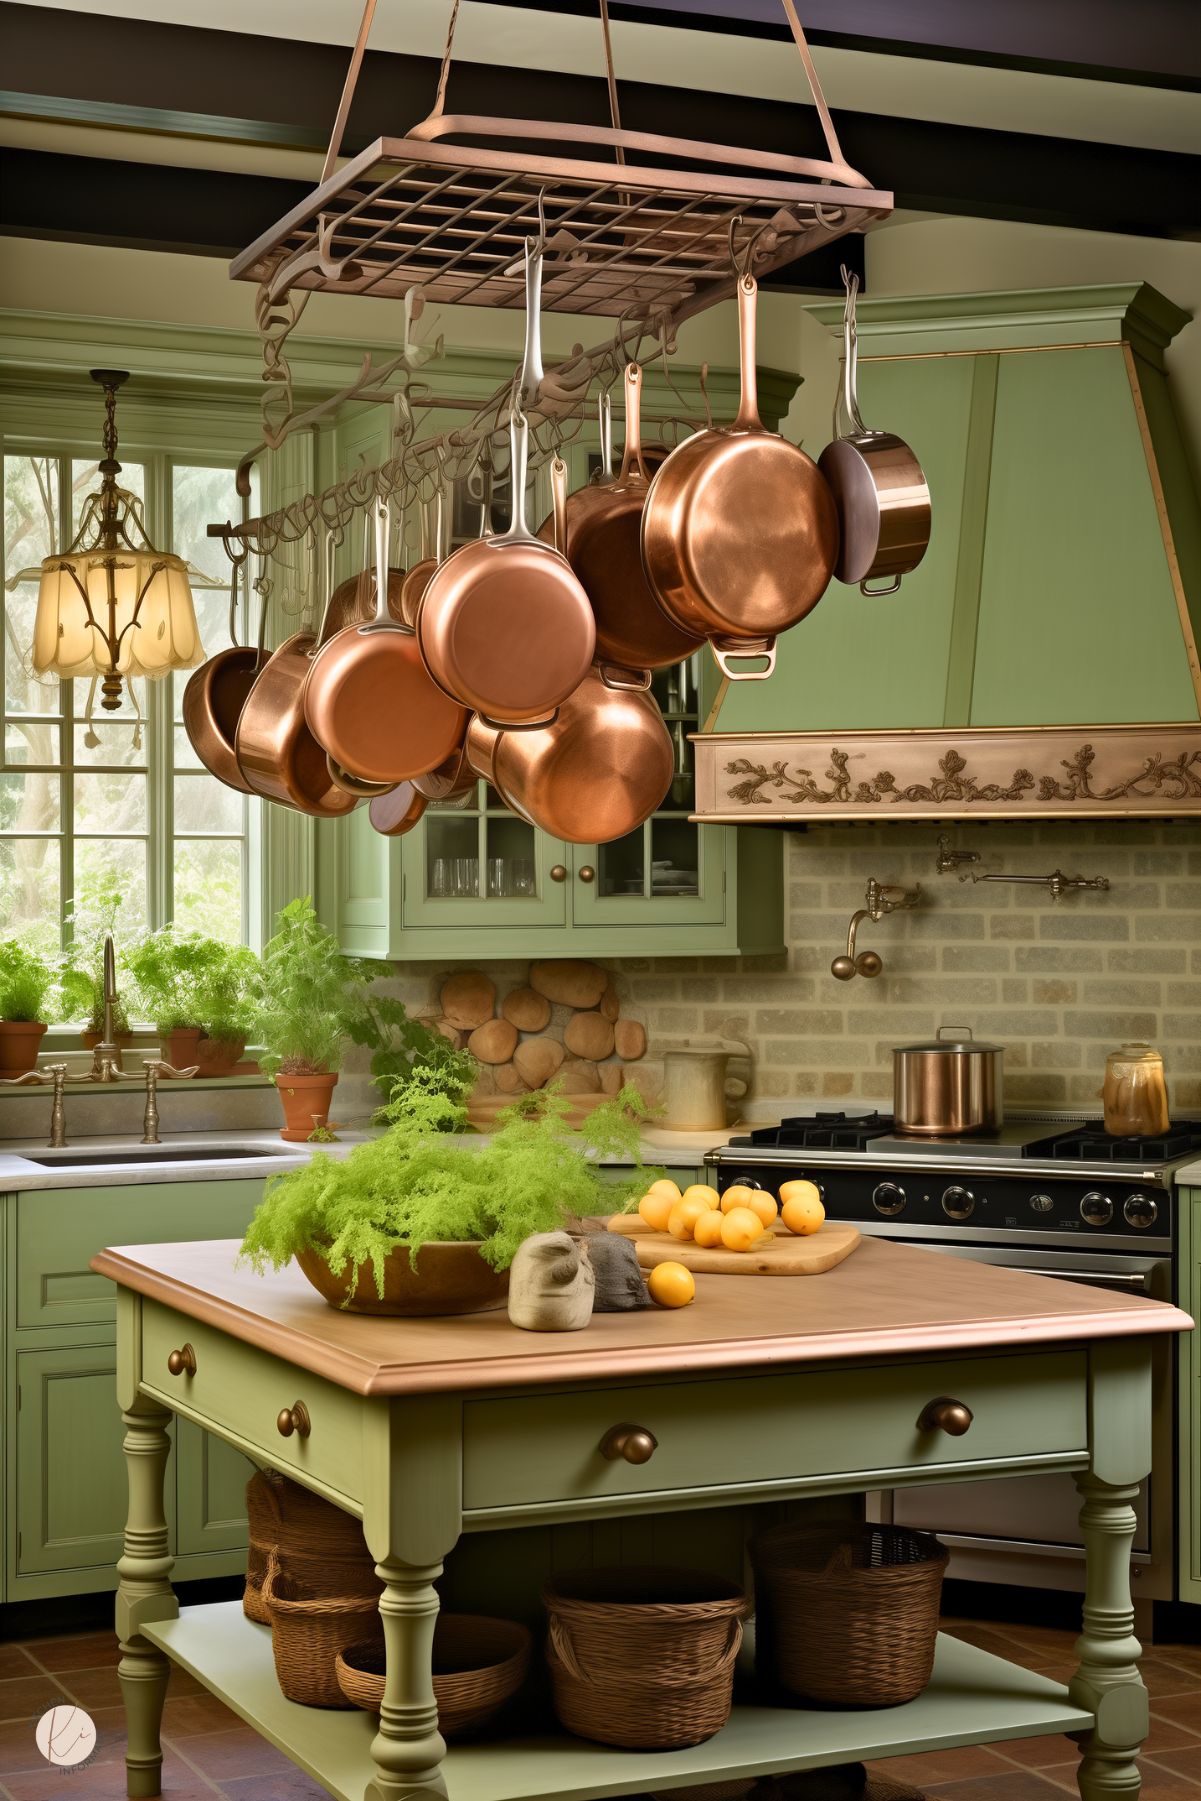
[1029,1193,1055,1214]
[872,1181,906,1216]
[1080,1191,1114,1228]
[730,1177,764,1191]
[941,1185,975,1220]
[1123,1192,1158,1230]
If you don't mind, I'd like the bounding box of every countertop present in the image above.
[1174,1156,1201,1186]
[90,1235,1193,1398]
[0,1123,737,1193]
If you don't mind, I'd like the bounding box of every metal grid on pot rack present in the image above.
[231,133,892,323]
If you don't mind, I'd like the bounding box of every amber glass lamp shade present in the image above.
[34,546,202,682]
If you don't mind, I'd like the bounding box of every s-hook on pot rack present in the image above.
[206,0,892,564]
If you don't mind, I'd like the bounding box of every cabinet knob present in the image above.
[578,865,596,884]
[166,1343,196,1378]
[550,864,567,883]
[599,1422,657,1464]
[277,1401,312,1440]
[916,1396,973,1437]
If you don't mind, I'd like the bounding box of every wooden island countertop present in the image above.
[91,1235,1192,1397]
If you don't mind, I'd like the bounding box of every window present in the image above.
[2,450,257,955]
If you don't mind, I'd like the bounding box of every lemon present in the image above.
[668,1196,710,1240]
[720,1206,767,1252]
[681,1183,721,1211]
[638,1192,675,1232]
[647,1261,695,1308]
[692,1209,724,1249]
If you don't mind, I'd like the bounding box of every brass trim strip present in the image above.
[860,341,1118,363]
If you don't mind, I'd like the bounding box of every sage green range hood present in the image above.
[693,283,1201,821]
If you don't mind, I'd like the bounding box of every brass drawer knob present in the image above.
[917,1396,973,1437]
[600,1422,657,1464]
[166,1344,196,1378]
[550,864,567,883]
[578,864,596,884]
[277,1401,312,1440]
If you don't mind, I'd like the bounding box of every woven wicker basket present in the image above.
[544,1566,746,1750]
[262,1551,383,1708]
[751,1522,947,1708]
[335,1615,531,1737]
[244,1470,376,1624]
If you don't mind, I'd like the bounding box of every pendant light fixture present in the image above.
[32,370,203,710]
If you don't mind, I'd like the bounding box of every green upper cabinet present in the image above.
[712,284,1201,737]
[314,355,792,961]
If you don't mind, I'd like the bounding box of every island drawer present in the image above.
[139,1299,364,1507]
[462,1350,1087,1511]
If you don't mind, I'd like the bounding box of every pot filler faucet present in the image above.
[831,878,921,981]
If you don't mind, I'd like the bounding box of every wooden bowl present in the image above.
[335,1615,531,1736]
[295,1241,509,1316]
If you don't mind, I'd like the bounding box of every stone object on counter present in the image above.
[493,1063,528,1094]
[582,1230,653,1311]
[556,1059,601,1093]
[565,1011,616,1061]
[441,971,497,1030]
[508,1231,595,1331]
[614,1018,648,1061]
[501,986,552,1032]
[529,959,608,1009]
[513,1036,566,1088]
[600,980,621,1022]
[467,1018,519,1064]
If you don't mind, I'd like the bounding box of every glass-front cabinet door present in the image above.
[401,784,567,931]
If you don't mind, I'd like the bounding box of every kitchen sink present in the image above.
[21,1146,295,1167]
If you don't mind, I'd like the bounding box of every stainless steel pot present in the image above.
[893,1026,1004,1136]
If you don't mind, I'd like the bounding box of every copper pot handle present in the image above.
[861,574,902,598]
[550,455,569,557]
[711,640,777,682]
[617,362,649,483]
[598,663,651,693]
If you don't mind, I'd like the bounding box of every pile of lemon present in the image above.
[637,1176,825,1250]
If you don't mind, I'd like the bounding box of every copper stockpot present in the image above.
[183,552,265,795]
[465,665,673,844]
[818,269,930,595]
[893,1026,1004,1137]
[640,272,839,679]
[304,501,468,786]
[538,363,703,672]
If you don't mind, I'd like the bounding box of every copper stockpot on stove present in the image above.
[893,1026,1005,1137]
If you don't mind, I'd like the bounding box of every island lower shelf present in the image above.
[142,1604,1093,1801]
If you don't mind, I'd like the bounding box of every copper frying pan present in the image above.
[818,269,930,595]
[539,363,702,672]
[398,484,444,627]
[304,500,467,785]
[465,665,673,845]
[182,544,266,795]
[640,271,839,679]
[234,540,359,819]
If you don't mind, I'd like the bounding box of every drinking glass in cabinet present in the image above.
[426,815,477,900]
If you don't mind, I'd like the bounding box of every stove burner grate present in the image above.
[1021,1120,1201,1162]
[733,1110,895,1152]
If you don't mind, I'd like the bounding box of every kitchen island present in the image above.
[92,1235,1192,1801]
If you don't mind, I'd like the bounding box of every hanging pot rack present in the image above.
[208,0,891,564]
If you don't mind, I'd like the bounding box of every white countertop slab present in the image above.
[1174,1156,1201,1186]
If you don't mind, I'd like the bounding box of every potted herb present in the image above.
[193,943,261,1075]
[240,1069,655,1315]
[125,926,214,1066]
[0,941,73,1073]
[256,898,375,1139]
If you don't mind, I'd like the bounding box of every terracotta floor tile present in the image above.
[1152,1695,1201,1732]
[939,1623,1030,1660]
[1,1748,214,1799]
[994,1625,1080,1655]
[21,1635,121,1673]
[1146,1713,1201,1757]
[990,1733,1078,1770]
[175,1727,298,1782]
[217,1773,330,1798]
[0,1681,68,1727]
[1151,1744,1201,1782]
[0,1655,35,1685]
[161,1693,244,1739]
[1136,1658,1201,1701]
[48,1667,123,1711]
[921,1772,1069,1798]
[0,1705,128,1777]
[867,1744,1015,1785]
[1129,1766,1201,1801]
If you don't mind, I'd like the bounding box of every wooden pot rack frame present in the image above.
[207,0,892,562]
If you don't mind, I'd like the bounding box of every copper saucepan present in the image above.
[465,665,673,845]
[234,541,359,819]
[640,271,839,679]
[182,542,266,795]
[540,363,703,672]
[399,480,445,628]
[304,500,468,786]
[818,268,931,596]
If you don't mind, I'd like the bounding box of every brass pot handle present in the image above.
[599,1422,657,1464]
[166,1343,196,1378]
[916,1396,973,1437]
[277,1401,312,1440]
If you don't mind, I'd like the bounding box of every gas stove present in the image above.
[708,1110,1201,1250]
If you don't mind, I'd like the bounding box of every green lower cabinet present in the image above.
[1180,1186,1201,1605]
[174,1420,256,1560]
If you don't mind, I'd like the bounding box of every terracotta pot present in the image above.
[295,1241,509,1317]
[0,1020,47,1075]
[165,1027,204,1069]
[275,1070,338,1142]
[195,1034,247,1077]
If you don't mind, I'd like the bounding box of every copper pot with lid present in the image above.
[893,1026,1004,1137]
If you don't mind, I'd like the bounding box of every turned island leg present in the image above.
[367,1559,449,1801]
[116,1395,178,1799]
[1072,1342,1153,1801]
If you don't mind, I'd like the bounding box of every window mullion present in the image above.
[58,454,74,953]
[149,452,172,929]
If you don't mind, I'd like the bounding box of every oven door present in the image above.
[878,1242,1173,1595]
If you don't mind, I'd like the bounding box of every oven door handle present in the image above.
[1042,1269,1152,1290]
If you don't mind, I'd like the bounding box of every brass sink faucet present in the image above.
[88,932,124,1082]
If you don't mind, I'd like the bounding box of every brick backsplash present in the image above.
[353,821,1201,1118]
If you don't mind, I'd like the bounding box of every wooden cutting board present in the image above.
[606,1214,861,1276]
